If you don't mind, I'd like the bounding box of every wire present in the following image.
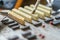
[32,0,40,14]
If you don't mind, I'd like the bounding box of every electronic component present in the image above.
[33,21,42,27]
[52,11,60,15]
[8,36,19,40]
[21,26,30,31]
[30,5,51,17]
[45,18,54,23]
[39,4,52,11]
[12,9,32,23]
[8,22,19,27]
[11,25,20,30]
[55,16,60,20]
[52,20,60,26]
[26,35,37,40]
[2,20,15,25]
[1,19,9,24]
[24,6,45,19]
[8,11,25,25]
[22,32,31,37]
[18,7,38,21]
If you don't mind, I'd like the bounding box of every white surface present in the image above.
[0,11,60,40]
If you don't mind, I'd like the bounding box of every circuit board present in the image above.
[0,4,60,40]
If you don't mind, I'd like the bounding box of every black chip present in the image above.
[45,18,54,23]
[8,22,18,27]
[2,20,15,25]
[52,20,60,26]
[22,32,31,38]
[5,20,15,25]
[8,36,19,40]
[33,22,42,27]
[27,35,37,40]
[12,25,20,30]
[1,19,9,24]
[55,16,60,20]
[52,11,59,15]
[21,26,30,31]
